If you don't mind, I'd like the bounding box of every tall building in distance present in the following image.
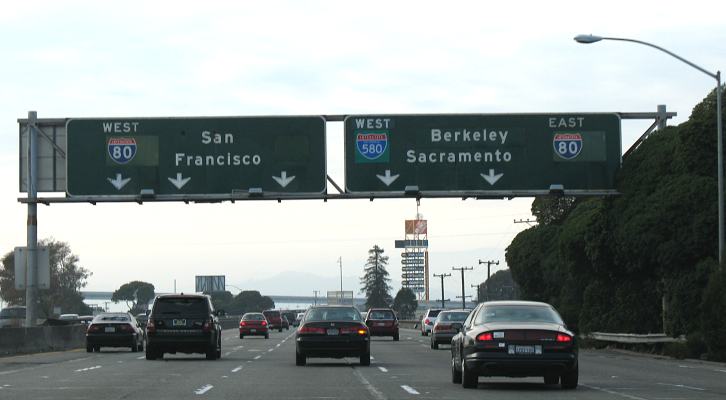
[397,217,429,301]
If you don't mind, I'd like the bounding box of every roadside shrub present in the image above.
[701,269,726,361]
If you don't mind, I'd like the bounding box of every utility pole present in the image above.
[313,290,319,306]
[432,273,451,309]
[452,266,473,310]
[338,257,343,293]
[26,111,38,327]
[478,259,499,301]
[471,284,480,304]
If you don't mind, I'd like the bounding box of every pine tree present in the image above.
[360,245,393,309]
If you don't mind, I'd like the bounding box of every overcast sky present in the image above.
[1,1,723,303]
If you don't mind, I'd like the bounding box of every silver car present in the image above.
[420,308,443,336]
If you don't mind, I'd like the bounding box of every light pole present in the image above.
[338,256,343,293]
[574,34,723,267]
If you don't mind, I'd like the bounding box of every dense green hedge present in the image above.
[506,88,725,359]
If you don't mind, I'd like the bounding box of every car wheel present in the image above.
[265,333,269,339]
[86,344,93,353]
[295,351,306,366]
[131,343,138,352]
[278,327,283,332]
[461,358,477,389]
[423,331,428,336]
[451,355,462,383]
[561,364,578,389]
[206,345,217,360]
[240,334,244,339]
[393,332,399,341]
[432,340,439,350]
[139,341,144,351]
[93,346,100,353]
[360,352,371,366]
[145,346,157,360]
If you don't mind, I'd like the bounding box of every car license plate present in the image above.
[104,327,115,333]
[250,329,256,333]
[172,319,186,327]
[509,345,542,355]
[376,322,386,326]
[326,328,339,335]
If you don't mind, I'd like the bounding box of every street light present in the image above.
[574,34,723,267]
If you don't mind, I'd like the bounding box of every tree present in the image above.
[111,281,155,313]
[392,288,417,319]
[479,269,519,302]
[226,291,274,315]
[0,238,92,317]
[360,245,393,309]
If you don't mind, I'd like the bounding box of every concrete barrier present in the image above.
[0,325,86,356]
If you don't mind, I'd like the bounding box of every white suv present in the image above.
[420,308,443,336]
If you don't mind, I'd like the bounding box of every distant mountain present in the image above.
[233,270,367,297]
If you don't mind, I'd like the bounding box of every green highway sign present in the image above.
[67,117,326,197]
[345,114,621,195]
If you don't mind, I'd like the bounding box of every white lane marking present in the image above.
[75,365,102,372]
[136,356,145,360]
[370,356,375,360]
[194,384,213,395]
[581,384,649,400]
[232,366,243,373]
[406,337,412,340]
[254,355,261,360]
[716,369,726,373]
[234,345,244,350]
[224,352,231,357]
[656,382,706,391]
[117,361,123,363]
[353,368,387,400]
[378,366,388,373]
[401,385,420,395]
[276,344,281,347]
[221,376,228,379]
[268,348,274,352]
[678,365,697,369]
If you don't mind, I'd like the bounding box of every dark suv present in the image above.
[145,294,222,360]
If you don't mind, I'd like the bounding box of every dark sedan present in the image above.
[431,309,471,349]
[451,301,578,389]
[86,312,145,352]
[365,308,399,340]
[295,305,370,366]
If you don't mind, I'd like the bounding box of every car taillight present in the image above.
[556,333,573,342]
[240,321,247,327]
[357,327,368,335]
[261,320,267,326]
[298,326,325,334]
[202,319,213,332]
[146,320,156,334]
[476,332,494,341]
[119,324,134,332]
[425,318,431,325]
[434,323,451,332]
[87,324,101,333]
[341,325,368,335]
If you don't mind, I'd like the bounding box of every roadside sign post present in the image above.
[345,114,621,196]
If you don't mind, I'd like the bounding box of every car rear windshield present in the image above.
[154,297,208,315]
[305,307,362,322]
[368,310,395,320]
[438,311,470,322]
[476,305,563,324]
[243,314,266,321]
[94,314,130,322]
[427,310,442,317]
[0,308,25,319]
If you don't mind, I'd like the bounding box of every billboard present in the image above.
[327,291,354,305]
[195,275,226,293]
[405,220,427,235]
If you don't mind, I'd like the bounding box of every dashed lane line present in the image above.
[378,366,388,373]
[656,382,706,391]
[75,365,102,372]
[254,355,261,360]
[401,385,420,395]
[581,384,649,400]
[194,384,213,395]
[352,368,387,400]
[231,366,243,373]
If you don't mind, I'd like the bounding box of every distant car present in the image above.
[451,301,578,389]
[145,293,222,360]
[430,309,470,349]
[59,313,80,321]
[293,312,304,327]
[365,308,399,341]
[85,312,145,352]
[282,315,291,330]
[282,312,297,328]
[0,306,26,328]
[262,310,284,332]
[239,312,269,339]
[421,308,443,336]
[295,305,370,366]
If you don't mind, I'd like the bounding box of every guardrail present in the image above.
[586,332,686,344]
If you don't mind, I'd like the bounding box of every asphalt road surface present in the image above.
[1,328,725,399]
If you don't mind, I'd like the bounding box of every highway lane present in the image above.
[0,328,725,399]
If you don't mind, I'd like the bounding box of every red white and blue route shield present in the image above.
[107,137,137,164]
[553,133,583,160]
